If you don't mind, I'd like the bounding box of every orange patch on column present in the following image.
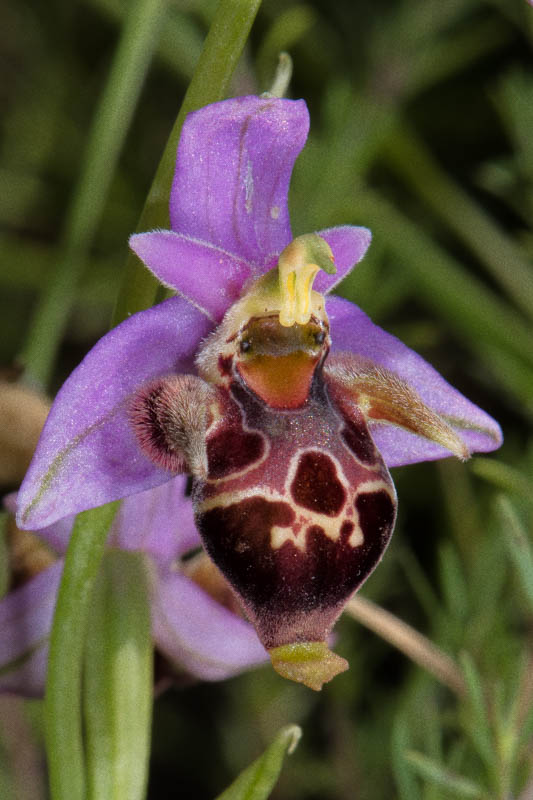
[238,353,318,409]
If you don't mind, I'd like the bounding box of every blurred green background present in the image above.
[1,0,533,797]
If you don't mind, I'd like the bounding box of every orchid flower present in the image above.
[3,95,501,693]
[1,481,268,696]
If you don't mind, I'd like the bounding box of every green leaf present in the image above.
[496,495,533,613]
[385,122,533,322]
[215,724,302,800]
[356,190,533,386]
[439,542,469,623]
[470,458,532,501]
[84,551,153,800]
[405,751,488,798]
[391,712,422,800]
[20,0,168,389]
[459,652,494,769]
[45,502,119,800]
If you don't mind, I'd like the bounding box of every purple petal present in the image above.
[17,297,212,530]
[170,96,309,267]
[6,489,75,555]
[11,478,200,563]
[129,231,253,322]
[314,226,372,294]
[3,493,17,516]
[0,561,63,696]
[33,516,74,555]
[108,477,200,563]
[151,567,268,681]
[327,296,502,466]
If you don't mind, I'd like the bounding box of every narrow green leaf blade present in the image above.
[391,712,422,800]
[470,459,532,501]
[459,652,494,769]
[84,551,153,800]
[45,502,119,800]
[496,495,533,613]
[20,0,168,388]
[405,751,487,798]
[215,725,302,800]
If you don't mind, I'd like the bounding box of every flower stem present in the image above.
[112,0,263,325]
[45,502,119,800]
[19,0,167,391]
[84,551,152,800]
[345,595,466,696]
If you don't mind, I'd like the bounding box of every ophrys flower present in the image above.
[12,96,502,690]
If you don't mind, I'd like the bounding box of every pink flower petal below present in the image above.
[129,232,254,323]
[151,567,268,681]
[314,226,372,294]
[0,561,63,696]
[22,478,199,565]
[108,477,200,563]
[170,96,309,267]
[326,296,502,466]
[17,297,212,531]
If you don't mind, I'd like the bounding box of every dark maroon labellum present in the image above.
[193,374,397,651]
[131,313,398,688]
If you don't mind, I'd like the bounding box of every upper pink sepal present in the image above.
[129,231,254,322]
[315,226,372,293]
[170,96,309,266]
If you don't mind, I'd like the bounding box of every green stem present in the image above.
[84,552,153,800]
[20,0,167,390]
[112,0,263,325]
[45,503,119,800]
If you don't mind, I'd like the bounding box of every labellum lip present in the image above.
[237,352,319,409]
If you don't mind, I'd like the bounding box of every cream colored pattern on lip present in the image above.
[351,479,397,547]
[197,448,394,552]
[283,447,350,511]
[196,485,285,514]
[198,484,346,553]
[204,388,270,485]
[270,512,357,552]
